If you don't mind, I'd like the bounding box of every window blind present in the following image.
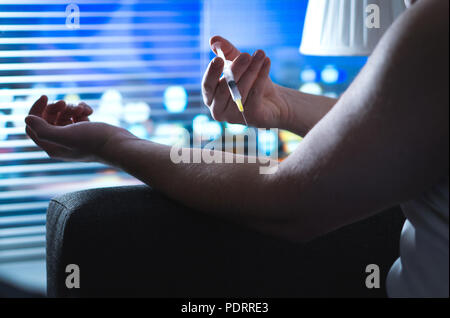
[1,0,365,264]
[0,0,204,263]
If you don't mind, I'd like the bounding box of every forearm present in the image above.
[100,134,287,226]
[277,84,337,136]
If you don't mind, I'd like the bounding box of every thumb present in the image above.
[210,35,241,61]
[25,115,63,143]
[26,115,77,146]
[25,115,51,134]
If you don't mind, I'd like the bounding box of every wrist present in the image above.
[275,85,307,136]
[97,127,138,165]
[275,86,337,137]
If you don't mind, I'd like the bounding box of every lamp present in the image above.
[300,0,406,56]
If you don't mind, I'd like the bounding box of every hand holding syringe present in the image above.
[213,43,248,126]
[203,36,280,129]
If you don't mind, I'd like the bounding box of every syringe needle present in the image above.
[241,112,249,127]
[234,98,248,126]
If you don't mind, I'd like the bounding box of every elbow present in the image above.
[257,174,324,243]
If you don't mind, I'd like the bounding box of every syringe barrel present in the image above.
[223,67,242,101]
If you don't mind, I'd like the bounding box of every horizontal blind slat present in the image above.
[0,35,200,45]
[0,83,201,97]
[0,47,200,57]
[0,202,49,213]
[0,247,46,263]
[0,226,46,238]
[0,214,46,227]
[0,235,46,251]
[0,0,203,263]
[0,59,201,71]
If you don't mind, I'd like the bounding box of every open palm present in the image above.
[25,95,134,162]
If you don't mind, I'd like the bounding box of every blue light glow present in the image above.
[192,114,210,135]
[225,122,247,134]
[258,130,278,155]
[193,114,221,139]
[123,102,151,124]
[151,123,188,146]
[300,68,317,82]
[299,83,323,95]
[324,92,339,98]
[92,89,123,126]
[164,86,188,114]
[63,94,81,104]
[321,65,339,84]
[128,124,148,139]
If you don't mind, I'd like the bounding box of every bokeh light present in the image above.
[123,102,151,124]
[151,123,188,146]
[300,68,317,82]
[258,129,278,156]
[279,129,303,153]
[193,114,221,140]
[63,94,81,105]
[299,82,323,95]
[324,92,339,98]
[321,65,339,84]
[225,122,247,134]
[164,86,188,113]
[92,89,123,126]
[192,114,209,135]
[128,124,149,139]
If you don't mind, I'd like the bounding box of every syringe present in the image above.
[214,45,248,126]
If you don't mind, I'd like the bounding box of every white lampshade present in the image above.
[300,0,406,56]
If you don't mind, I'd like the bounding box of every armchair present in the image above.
[46,185,404,297]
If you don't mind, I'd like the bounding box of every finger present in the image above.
[26,125,70,158]
[208,53,252,121]
[71,103,92,123]
[55,105,74,126]
[78,102,93,121]
[72,105,84,120]
[229,52,252,82]
[209,79,233,122]
[28,95,48,117]
[25,115,75,147]
[202,57,224,106]
[210,35,241,60]
[238,50,267,103]
[43,100,66,124]
[73,108,92,123]
[245,57,271,108]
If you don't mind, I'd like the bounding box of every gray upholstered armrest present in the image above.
[46,185,404,298]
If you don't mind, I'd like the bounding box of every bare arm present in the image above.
[26,0,448,242]
[276,84,337,136]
